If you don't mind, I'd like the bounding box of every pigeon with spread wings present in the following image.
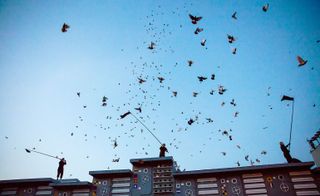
[297,56,307,66]
[194,27,203,34]
[232,12,237,20]
[189,14,202,24]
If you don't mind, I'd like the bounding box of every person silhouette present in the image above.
[159,144,168,157]
[280,142,292,163]
[279,142,301,163]
[57,158,67,180]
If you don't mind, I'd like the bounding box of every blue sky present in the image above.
[0,0,319,181]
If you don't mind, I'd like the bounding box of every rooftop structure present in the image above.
[1,157,319,196]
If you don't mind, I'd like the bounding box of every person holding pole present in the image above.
[280,141,292,163]
[279,141,301,163]
[159,144,168,157]
[57,158,67,180]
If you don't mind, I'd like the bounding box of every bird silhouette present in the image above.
[198,76,207,82]
[297,56,308,66]
[148,42,156,50]
[232,12,237,20]
[61,23,70,33]
[189,14,202,24]
[227,34,236,43]
[187,60,193,67]
[262,3,269,12]
[201,39,206,46]
[158,77,165,83]
[194,27,203,34]
[138,77,146,84]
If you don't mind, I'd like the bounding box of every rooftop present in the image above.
[130,156,174,167]
[89,169,132,178]
[0,178,56,188]
[49,179,94,189]
[173,161,314,178]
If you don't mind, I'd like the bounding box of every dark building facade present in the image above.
[1,157,320,196]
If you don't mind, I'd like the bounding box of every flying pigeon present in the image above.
[148,42,156,50]
[77,92,80,97]
[222,130,229,136]
[188,118,195,125]
[138,77,146,84]
[198,76,207,82]
[262,3,269,12]
[211,74,215,80]
[230,99,236,106]
[261,150,267,155]
[172,91,177,97]
[189,14,202,24]
[232,48,237,54]
[232,12,237,20]
[112,158,120,162]
[221,152,226,156]
[194,27,203,34]
[192,92,199,97]
[61,23,70,33]
[112,139,118,149]
[102,96,108,106]
[297,56,307,66]
[218,86,227,95]
[245,155,249,161]
[187,60,193,66]
[201,39,206,46]
[134,107,142,113]
[158,77,165,83]
[206,118,213,123]
[227,35,236,43]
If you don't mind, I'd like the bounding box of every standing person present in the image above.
[57,158,67,180]
[159,144,168,157]
[280,142,292,163]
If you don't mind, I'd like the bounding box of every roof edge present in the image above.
[174,161,314,177]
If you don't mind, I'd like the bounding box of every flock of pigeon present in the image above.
[52,3,310,167]
[4,2,315,172]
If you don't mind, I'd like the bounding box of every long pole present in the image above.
[288,100,295,151]
[130,113,162,145]
[25,148,61,160]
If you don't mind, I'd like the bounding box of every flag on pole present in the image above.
[281,95,294,101]
[120,111,131,119]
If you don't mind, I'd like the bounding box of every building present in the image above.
[309,130,320,168]
[0,178,55,196]
[1,156,320,196]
